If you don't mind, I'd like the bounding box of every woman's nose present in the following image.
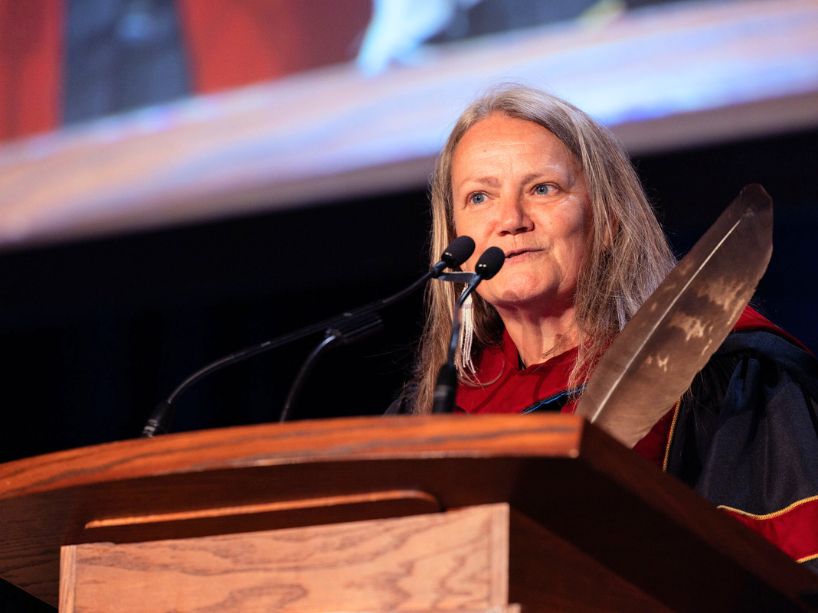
[497,195,533,235]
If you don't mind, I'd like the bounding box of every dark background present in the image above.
[1,125,816,464]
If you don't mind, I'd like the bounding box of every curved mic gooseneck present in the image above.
[432,246,505,414]
[141,236,476,437]
[278,310,383,423]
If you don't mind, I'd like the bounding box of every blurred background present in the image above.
[0,0,817,486]
[0,1,817,605]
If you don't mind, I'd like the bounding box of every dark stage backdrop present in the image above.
[1,126,816,464]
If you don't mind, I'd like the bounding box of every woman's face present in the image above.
[451,112,591,316]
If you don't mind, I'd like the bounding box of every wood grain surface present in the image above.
[0,414,816,609]
[0,414,579,606]
[61,503,509,613]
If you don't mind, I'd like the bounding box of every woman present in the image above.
[413,85,675,417]
[393,85,818,572]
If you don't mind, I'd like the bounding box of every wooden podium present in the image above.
[0,414,816,611]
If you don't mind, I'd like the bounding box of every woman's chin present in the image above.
[483,287,557,312]
[479,278,577,316]
[481,274,554,305]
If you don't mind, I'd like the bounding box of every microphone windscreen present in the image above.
[475,246,505,279]
[442,236,475,267]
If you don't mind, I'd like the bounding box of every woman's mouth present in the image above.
[504,248,543,262]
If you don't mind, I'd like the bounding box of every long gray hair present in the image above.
[410,85,676,414]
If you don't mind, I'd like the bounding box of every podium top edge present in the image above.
[0,414,587,501]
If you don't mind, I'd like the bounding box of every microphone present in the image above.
[142,236,476,437]
[431,246,505,414]
[431,236,475,277]
[275,236,476,423]
[474,246,505,280]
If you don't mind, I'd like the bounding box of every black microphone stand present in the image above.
[432,247,505,414]
[142,274,429,437]
[278,310,383,423]
[142,237,476,437]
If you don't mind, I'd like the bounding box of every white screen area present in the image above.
[0,0,817,249]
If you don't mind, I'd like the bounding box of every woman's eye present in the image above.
[468,192,487,205]
[534,184,551,196]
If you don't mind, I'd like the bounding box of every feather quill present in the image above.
[575,184,773,448]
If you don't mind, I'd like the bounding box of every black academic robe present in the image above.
[667,327,818,573]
